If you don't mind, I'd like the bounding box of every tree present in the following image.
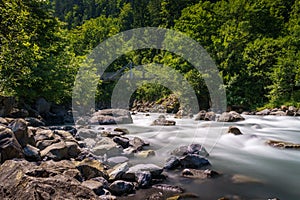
[0,0,75,103]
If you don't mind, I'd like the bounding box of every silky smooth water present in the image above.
[97,114,300,199]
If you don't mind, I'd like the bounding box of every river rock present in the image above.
[8,108,29,118]
[256,109,271,115]
[136,171,152,188]
[179,154,210,169]
[218,111,245,122]
[23,144,41,161]
[82,179,106,195]
[114,127,130,135]
[107,156,129,166]
[75,158,108,180]
[269,111,286,116]
[8,118,35,147]
[34,129,61,150]
[113,136,130,148]
[109,180,134,195]
[182,168,220,179]
[151,117,176,126]
[195,110,206,120]
[129,136,149,151]
[0,159,99,199]
[266,140,300,149]
[135,150,155,158]
[108,162,129,181]
[77,128,98,138]
[25,117,45,127]
[152,184,184,193]
[124,164,163,180]
[40,141,69,160]
[227,126,243,135]
[89,109,133,125]
[171,143,209,157]
[0,125,24,163]
[164,156,181,170]
[204,111,216,121]
[0,117,8,125]
[93,137,122,156]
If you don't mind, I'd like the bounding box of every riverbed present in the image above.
[94,113,300,199]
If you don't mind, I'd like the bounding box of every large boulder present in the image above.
[0,125,24,163]
[8,119,35,147]
[0,159,99,199]
[40,140,81,161]
[218,111,245,122]
[89,109,133,125]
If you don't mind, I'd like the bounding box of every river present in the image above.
[94,113,300,199]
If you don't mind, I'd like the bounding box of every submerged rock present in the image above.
[266,140,300,149]
[231,174,263,184]
[152,184,184,193]
[227,126,243,135]
[182,169,220,179]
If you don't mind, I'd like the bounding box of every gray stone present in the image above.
[23,144,41,161]
[0,125,24,163]
[256,109,271,116]
[93,137,122,157]
[109,180,134,195]
[108,162,129,181]
[164,156,180,170]
[171,144,209,157]
[179,154,210,169]
[218,111,245,122]
[82,179,106,195]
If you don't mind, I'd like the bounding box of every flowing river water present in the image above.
[93,113,300,199]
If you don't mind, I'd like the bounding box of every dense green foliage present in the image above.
[1,0,299,109]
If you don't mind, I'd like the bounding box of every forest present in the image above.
[1,0,300,110]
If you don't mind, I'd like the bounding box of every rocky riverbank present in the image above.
[0,107,284,200]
